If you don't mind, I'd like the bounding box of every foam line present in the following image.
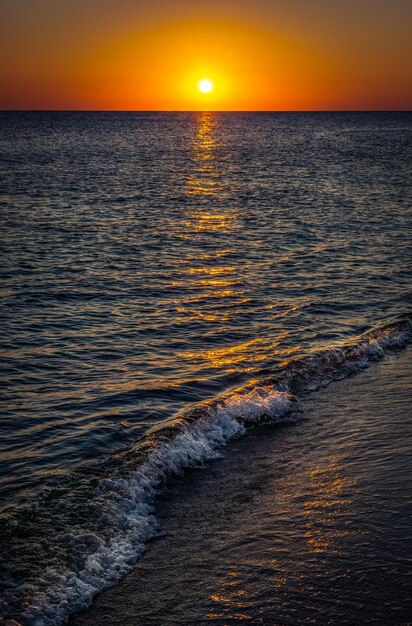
[2,315,410,625]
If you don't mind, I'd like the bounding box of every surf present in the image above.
[1,315,410,625]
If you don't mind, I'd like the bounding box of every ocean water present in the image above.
[72,346,412,626]
[0,111,411,624]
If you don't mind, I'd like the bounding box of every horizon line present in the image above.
[1,109,411,113]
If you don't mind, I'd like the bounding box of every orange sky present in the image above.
[1,0,411,110]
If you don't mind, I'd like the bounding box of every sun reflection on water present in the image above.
[303,459,358,555]
[175,112,245,332]
[208,570,252,621]
[176,113,300,377]
[186,112,221,198]
[180,333,299,370]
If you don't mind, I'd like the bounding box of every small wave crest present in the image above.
[1,315,410,625]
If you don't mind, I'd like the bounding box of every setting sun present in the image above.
[198,78,214,94]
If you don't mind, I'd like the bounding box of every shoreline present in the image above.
[71,345,412,626]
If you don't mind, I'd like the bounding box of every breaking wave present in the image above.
[0,315,410,625]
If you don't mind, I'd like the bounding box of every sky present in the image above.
[0,0,411,110]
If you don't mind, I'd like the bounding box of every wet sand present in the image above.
[72,346,412,626]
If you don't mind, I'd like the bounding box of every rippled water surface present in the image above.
[73,346,412,626]
[0,112,411,624]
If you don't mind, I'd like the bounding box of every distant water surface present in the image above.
[0,112,411,624]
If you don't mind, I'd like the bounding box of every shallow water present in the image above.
[0,112,411,624]
[72,346,412,626]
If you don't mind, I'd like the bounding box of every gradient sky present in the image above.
[1,0,411,110]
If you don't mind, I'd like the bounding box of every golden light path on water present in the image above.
[186,112,223,199]
[303,459,358,556]
[179,112,301,370]
[205,457,358,620]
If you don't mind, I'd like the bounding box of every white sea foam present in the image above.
[7,318,412,625]
[16,387,294,625]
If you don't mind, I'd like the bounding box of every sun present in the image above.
[198,78,214,94]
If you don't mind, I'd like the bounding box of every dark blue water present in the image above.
[0,112,411,624]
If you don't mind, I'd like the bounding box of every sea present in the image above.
[0,111,411,625]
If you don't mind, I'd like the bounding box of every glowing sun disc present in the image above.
[198,78,214,94]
